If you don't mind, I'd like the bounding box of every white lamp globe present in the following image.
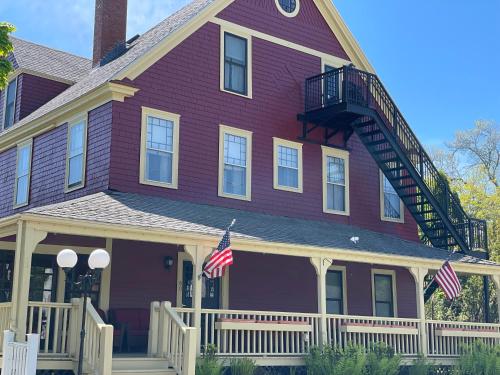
[88,249,110,270]
[57,249,78,269]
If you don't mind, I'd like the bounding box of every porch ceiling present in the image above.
[3,190,497,272]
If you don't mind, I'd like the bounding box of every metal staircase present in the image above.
[299,65,488,256]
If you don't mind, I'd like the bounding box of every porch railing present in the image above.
[149,301,197,375]
[326,314,422,356]
[83,298,113,374]
[0,303,12,351]
[427,320,500,357]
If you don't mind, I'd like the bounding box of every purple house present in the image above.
[0,0,498,373]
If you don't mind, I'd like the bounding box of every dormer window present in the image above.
[3,78,18,130]
[275,0,300,17]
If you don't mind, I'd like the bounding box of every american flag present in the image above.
[203,225,234,279]
[435,261,461,300]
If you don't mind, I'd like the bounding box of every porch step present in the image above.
[112,356,175,375]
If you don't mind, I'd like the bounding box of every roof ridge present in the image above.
[10,35,91,62]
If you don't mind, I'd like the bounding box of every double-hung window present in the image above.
[322,146,349,215]
[14,140,32,208]
[140,107,180,189]
[3,78,18,129]
[219,125,252,201]
[380,172,404,222]
[273,138,302,193]
[372,270,397,317]
[65,118,87,191]
[326,266,347,315]
[221,30,252,98]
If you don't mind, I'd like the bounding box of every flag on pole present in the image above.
[435,261,461,300]
[203,221,234,279]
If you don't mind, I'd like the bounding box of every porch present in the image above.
[0,191,499,374]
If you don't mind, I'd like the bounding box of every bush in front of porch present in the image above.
[454,341,500,375]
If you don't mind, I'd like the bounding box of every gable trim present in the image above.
[115,0,372,81]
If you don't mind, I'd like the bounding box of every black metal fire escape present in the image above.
[298,66,488,261]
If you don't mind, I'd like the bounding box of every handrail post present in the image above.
[148,301,160,356]
[183,328,197,375]
[366,74,371,107]
[25,333,40,374]
[68,298,81,358]
[98,325,113,375]
[341,66,348,102]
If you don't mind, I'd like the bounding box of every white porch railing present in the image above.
[0,303,12,351]
[82,298,114,375]
[2,331,39,375]
[427,320,500,357]
[149,301,197,375]
[198,309,321,356]
[326,314,422,356]
[27,301,75,356]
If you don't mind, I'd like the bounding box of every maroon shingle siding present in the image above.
[109,22,418,242]
[217,0,349,59]
[0,102,112,218]
[17,73,69,121]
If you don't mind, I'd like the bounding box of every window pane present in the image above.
[375,275,393,302]
[224,164,246,196]
[68,155,83,186]
[224,33,247,94]
[4,80,17,128]
[224,134,246,166]
[326,271,342,300]
[327,157,345,184]
[278,167,298,188]
[383,176,401,218]
[327,300,342,315]
[146,150,173,183]
[327,184,345,211]
[375,302,392,317]
[147,116,173,152]
[17,146,31,176]
[16,175,28,205]
[69,122,84,158]
[278,146,298,169]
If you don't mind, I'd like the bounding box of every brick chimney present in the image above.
[92,0,128,67]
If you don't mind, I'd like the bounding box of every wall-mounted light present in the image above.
[164,256,174,270]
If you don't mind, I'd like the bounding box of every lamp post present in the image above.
[57,248,110,375]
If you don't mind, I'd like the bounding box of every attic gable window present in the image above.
[3,78,18,130]
[275,0,300,17]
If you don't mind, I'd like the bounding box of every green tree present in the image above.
[0,22,15,89]
[426,120,500,322]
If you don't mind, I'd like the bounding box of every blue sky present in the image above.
[1,0,499,147]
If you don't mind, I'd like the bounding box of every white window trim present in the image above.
[176,252,229,309]
[371,268,398,318]
[273,137,303,193]
[220,26,253,99]
[218,124,252,201]
[2,77,18,131]
[380,171,405,223]
[64,115,88,193]
[275,0,300,18]
[139,106,180,190]
[322,146,350,216]
[13,139,33,209]
[327,265,348,315]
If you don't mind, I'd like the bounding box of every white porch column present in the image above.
[310,257,329,346]
[184,245,212,354]
[492,275,500,323]
[10,221,47,341]
[99,238,113,312]
[409,267,428,356]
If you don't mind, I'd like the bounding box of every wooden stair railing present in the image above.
[148,301,197,375]
[303,66,488,256]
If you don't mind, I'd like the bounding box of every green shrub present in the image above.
[196,344,225,375]
[365,343,401,375]
[408,354,434,375]
[454,341,500,375]
[230,358,257,375]
[305,345,366,375]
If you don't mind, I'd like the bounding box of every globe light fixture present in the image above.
[56,249,78,270]
[88,249,110,270]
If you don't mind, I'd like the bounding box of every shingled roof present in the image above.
[24,190,496,267]
[3,0,216,136]
[10,37,92,83]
